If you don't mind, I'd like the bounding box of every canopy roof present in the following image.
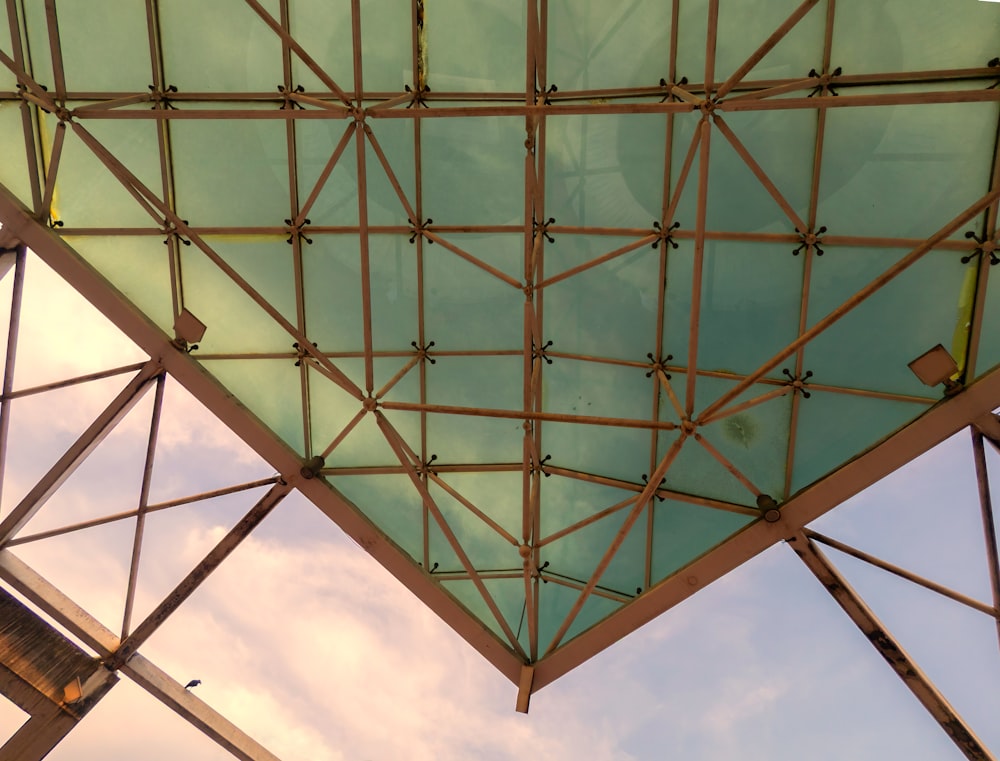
[1,0,999,693]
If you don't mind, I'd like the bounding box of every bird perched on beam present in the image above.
[184,679,201,690]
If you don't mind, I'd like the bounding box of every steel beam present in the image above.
[0,550,283,761]
[788,531,994,761]
[0,360,162,545]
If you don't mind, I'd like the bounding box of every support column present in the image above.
[788,531,995,761]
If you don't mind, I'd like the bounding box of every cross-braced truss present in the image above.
[1,0,1000,757]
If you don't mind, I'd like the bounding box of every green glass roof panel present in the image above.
[544,421,660,484]
[420,116,525,226]
[537,476,640,542]
[537,580,624,654]
[429,480,518,571]
[0,104,33,207]
[287,0,354,94]
[334,474,426,562]
[301,235,364,353]
[160,0,282,92]
[18,2,52,90]
[440,578,527,652]
[427,0,525,94]
[0,11,14,89]
[790,388,931,493]
[423,237,523,352]
[358,0,410,94]
[543,240,660,362]
[200,358,304,451]
[817,100,997,241]
[178,244,294,354]
[831,0,1000,73]
[294,121,360,228]
[541,356,652,422]
[804,247,972,397]
[171,119,290,228]
[65,235,174,334]
[363,119,414,226]
[368,234,420,351]
[546,113,666,228]
[693,374,793,501]
[49,118,161,228]
[694,239,804,378]
[547,0,672,92]
[650,499,755,584]
[57,1,151,92]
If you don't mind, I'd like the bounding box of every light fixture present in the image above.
[173,308,207,349]
[908,344,961,392]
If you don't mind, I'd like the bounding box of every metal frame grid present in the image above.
[1,1,1000,756]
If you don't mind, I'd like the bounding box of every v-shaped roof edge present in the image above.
[4,183,1000,700]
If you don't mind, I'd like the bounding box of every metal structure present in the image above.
[0,0,999,757]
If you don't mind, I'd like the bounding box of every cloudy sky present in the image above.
[1,253,998,760]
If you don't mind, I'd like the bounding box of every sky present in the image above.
[0,253,999,760]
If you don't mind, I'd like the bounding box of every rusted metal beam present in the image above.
[0,551,283,761]
[788,531,995,761]
[971,429,1000,651]
[111,479,294,668]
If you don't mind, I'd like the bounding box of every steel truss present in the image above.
[0,0,999,757]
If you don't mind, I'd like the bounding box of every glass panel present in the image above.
[288,0,354,94]
[335,474,425,561]
[542,356,653,421]
[543,421,655,484]
[660,425,756,507]
[420,116,524,226]
[669,112,814,235]
[817,101,996,240]
[694,239,803,379]
[294,120,359,227]
[430,480,516,570]
[308,362,365,461]
[441,578,525,650]
[65,235,174,333]
[160,0,282,92]
[364,119,415,226]
[435,471,522,545]
[301,235,363,353]
[715,0,824,83]
[423,240,523,352]
[790,388,929,493]
[20,2,52,89]
[0,103,33,206]
[693,375,793,502]
[0,8,18,89]
[542,500,646,596]
[537,580,622,651]
[544,237,660,362]
[58,1,151,92]
[179,244,294,354]
[359,0,411,93]
[50,118,161,228]
[832,0,1000,73]
[804,248,970,397]
[200,358,304,451]
[171,119,289,228]
[538,475,638,540]
[426,0,525,94]
[427,414,522,466]
[548,0,672,92]
[650,499,754,583]
[202,236,298,328]
[547,113,666,228]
